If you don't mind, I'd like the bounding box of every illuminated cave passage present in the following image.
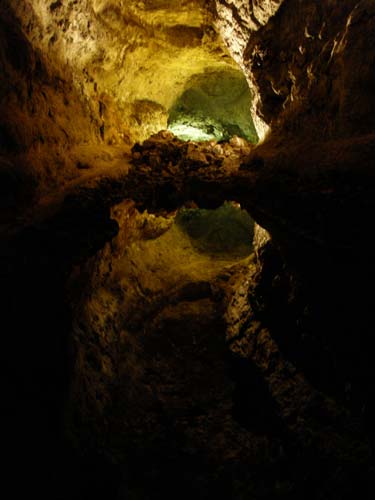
[1,1,375,499]
[167,69,259,142]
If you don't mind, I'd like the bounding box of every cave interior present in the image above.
[1,0,375,498]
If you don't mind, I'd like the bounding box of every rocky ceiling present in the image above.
[4,0,241,140]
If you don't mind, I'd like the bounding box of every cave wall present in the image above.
[216,0,375,141]
[0,5,102,211]
[1,0,244,210]
[2,0,374,204]
[219,1,375,475]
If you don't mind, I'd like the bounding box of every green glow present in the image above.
[167,123,219,141]
[175,202,254,257]
[168,68,259,143]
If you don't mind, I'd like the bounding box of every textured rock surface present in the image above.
[66,203,269,493]
[1,1,375,498]
[168,68,258,142]
[0,0,242,202]
[217,0,375,141]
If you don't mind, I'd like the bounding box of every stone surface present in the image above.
[67,204,258,473]
[0,0,242,206]
[1,1,375,498]
[168,67,258,142]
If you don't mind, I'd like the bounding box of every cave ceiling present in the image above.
[12,0,241,141]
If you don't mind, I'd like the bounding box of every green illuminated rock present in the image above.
[168,69,259,143]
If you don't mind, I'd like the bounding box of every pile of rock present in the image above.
[130,130,252,174]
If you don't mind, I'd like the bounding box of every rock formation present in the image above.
[1,1,375,498]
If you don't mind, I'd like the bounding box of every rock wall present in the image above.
[0,0,249,210]
[216,0,375,141]
[0,4,100,208]
[2,0,374,202]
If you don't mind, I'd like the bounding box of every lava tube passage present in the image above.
[168,68,258,143]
